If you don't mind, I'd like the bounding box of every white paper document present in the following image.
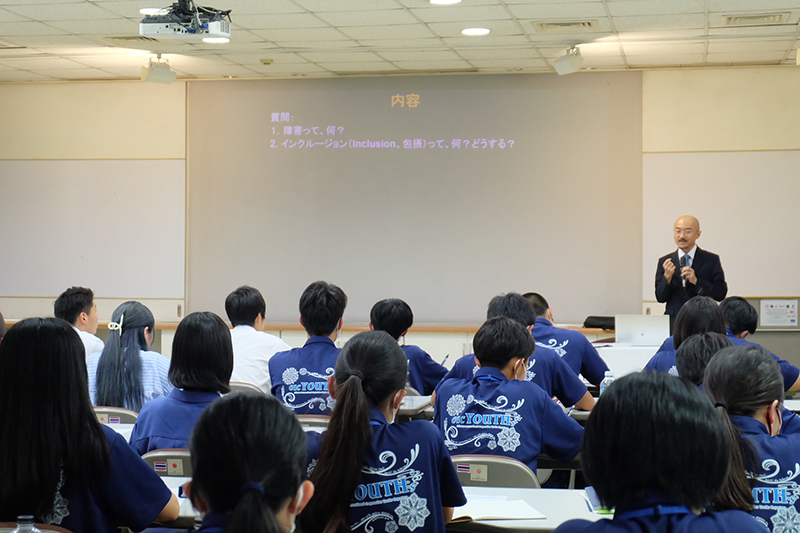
[760,300,798,327]
[455,499,546,520]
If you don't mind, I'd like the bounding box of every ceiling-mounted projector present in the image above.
[140,0,231,40]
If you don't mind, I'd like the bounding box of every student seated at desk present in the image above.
[183,393,314,533]
[524,292,610,386]
[721,296,800,392]
[370,298,446,395]
[88,301,172,411]
[269,281,346,415]
[434,316,583,475]
[435,293,595,411]
[644,296,727,376]
[302,331,466,533]
[0,318,179,533]
[129,312,231,454]
[553,371,768,533]
[54,286,104,359]
[705,346,800,531]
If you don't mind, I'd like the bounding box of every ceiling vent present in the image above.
[721,13,791,26]
[532,20,599,33]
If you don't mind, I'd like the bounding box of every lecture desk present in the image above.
[162,476,601,532]
[103,422,134,442]
[593,343,658,377]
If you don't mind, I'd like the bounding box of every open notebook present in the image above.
[452,495,545,522]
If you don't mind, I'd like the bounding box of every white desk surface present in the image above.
[163,476,198,518]
[594,343,659,377]
[104,422,134,442]
[785,400,800,412]
[399,395,432,415]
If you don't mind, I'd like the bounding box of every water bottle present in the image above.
[11,516,41,533]
[599,371,615,396]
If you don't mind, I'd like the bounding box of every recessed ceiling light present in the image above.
[139,8,167,15]
[202,37,230,43]
[430,0,462,4]
[461,28,490,36]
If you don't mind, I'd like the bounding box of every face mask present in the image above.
[287,484,304,533]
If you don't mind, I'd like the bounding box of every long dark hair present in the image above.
[169,312,233,393]
[704,345,783,511]
[96,301,155,411]
[673,296,727,349]
[301,330,408,533]
[0,318,109,520]
[190,393,306,533]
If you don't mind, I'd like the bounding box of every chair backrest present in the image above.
[404,384,421,396]
[296,414,331,429]
[142,448,192,477]
[228,381,265,394]
[450,455,541,489]
[94,406,138,424]
[0,523,73,533]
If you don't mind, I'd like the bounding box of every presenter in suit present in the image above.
[655,216,727,332]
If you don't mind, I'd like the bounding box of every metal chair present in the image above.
[228,381,265,394]
[450,454,541,489]
[94,406,138,424]
[405,384,421,396]
[142,448,192,477]
[296,414,331,429]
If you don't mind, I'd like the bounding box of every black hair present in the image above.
[673,296,727,350]
[720,297,758,336]
[522,292,549,318]
[704,345,783,512]
[302,331,408,533]
[95,301,155,412]
[190,393,307,533]
[474,316,536,370]
[370,298,413,340]
[0,318,109,520]
[225,286,267,328]
[486,293,536,327]
[299,281,347,337]
[0,311,5,340]
[581,371,729,512]
[53,286,94,325]
[675,332,733,386]
[169,312,233,393]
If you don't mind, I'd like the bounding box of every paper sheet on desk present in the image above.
[453,498,546,521]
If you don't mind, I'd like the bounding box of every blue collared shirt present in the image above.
[401,344,447,395]
[435,346,588,407]
[129,388,221,455]
[434,366,583,472]
[268,336,340,414]
[533,318,609,386]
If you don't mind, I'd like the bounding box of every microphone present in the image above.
[679,255,687,288]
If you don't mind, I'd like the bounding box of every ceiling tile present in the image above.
[220,52,309,64]
[35,67,116,78]
[0,0,79,4]
[0,70,56,80]
[96,1,185,18]
[295,0,402,10]
[250,27,350,41]
[411,6,512,23]
[613,14,706,31]
[454,47,541,60]
[320,61,399,71]
[582,55,627,67]
[708,25,797,35]
[69,54,152,67]
[4,2,124,21]
[235,13,330,30]
[622,41,705,55]
[218,0,307,15]
[0,7,28,22]
[708,39,793,52]
[393,59,474,69]
[571,42,623,56]
[0,57,89,69]
[271,40,361,49]
[97,65,144,77]
[441,35,530,46]
[298,50,384,62]
[505,0,600,3]
[706,51,787,62]
[507,3,608,19]
[1,34,100,47]
[427,20,523,37]
[340,24,437,40]
[314,9,418,27]
[607,0,704,16]
[399,0,500,6]
[243,62,331,74]
[625,53,704,65]
[376,49,461,61]
[46,18,139,35]
[709,0,800,10]
[0,21,68,35]
[171,64,257,76]
[468,58,549,68]
[356,38,443,48]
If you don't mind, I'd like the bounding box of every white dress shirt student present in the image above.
[54,286,104,359]
[225,286,290,393]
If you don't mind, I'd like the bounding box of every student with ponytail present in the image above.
[704,345,800,531]
[88,301,171,411]
[0,318,178,532]
[184,393,313,533]
[301,330,465,533]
